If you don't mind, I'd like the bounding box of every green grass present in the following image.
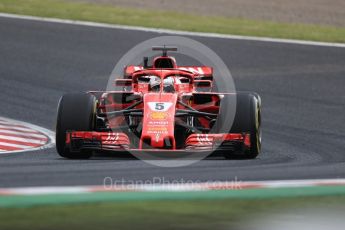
[0,0,345,43]
[0,196,344,230]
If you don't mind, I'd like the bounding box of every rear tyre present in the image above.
[56,93,96,159]
[214,92,261,159]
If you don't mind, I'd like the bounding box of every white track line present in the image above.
[0,179,344,196]
[0,187,89,195]
[0,13,344,48]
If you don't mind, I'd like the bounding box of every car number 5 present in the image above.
[155,103,165,110]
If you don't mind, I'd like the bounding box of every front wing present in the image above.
[66,131,251,154]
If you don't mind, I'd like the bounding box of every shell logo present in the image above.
[150,112,168,120]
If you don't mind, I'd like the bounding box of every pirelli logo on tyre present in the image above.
[150,112,168,120]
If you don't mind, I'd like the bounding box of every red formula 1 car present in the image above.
[56,46,261,159]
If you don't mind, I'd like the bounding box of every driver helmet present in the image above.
[149,76,161,92]
[163,77,175,92]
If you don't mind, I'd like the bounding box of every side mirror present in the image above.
[114,79,132,87]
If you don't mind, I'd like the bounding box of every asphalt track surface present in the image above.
[0,17,344,187]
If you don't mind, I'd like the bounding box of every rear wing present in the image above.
[124,66,213,79]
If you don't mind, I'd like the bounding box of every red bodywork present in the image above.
[66,54,250,155]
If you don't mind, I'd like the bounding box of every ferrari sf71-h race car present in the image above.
[56,46,261,159]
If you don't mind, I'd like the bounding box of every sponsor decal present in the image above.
[148,127,167,132]
[148,121,169,125]
[150,111,168,120]
[103,133,119,144]
[147,126,168,135]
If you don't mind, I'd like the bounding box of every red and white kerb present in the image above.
[0,117,54,153]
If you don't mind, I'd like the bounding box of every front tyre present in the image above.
[214,92,262,159]
[246,94,261,159]
[56,93,96,159]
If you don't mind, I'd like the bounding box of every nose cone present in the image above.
[140,93,177,149]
